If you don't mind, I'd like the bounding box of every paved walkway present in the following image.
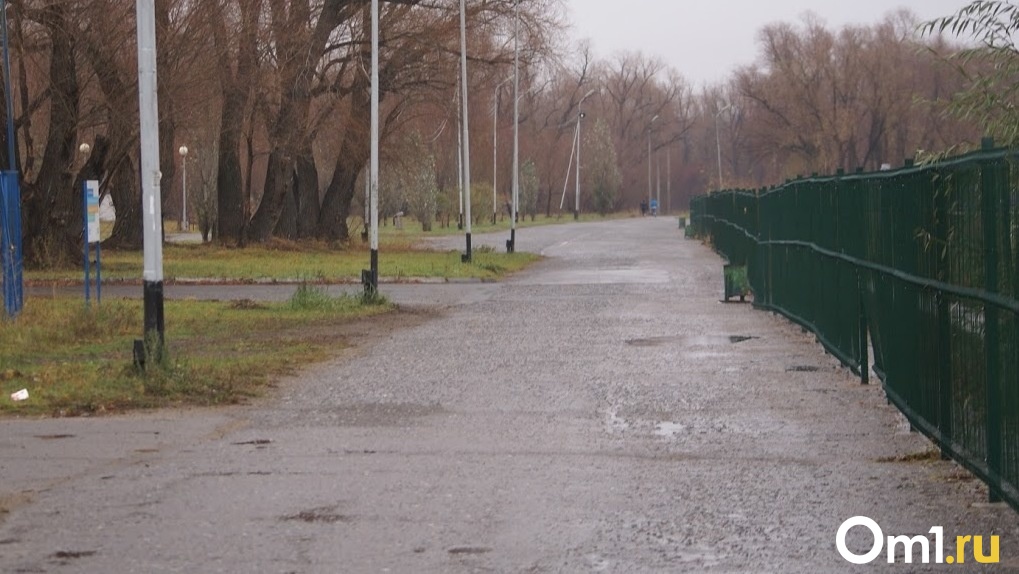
[2,218,1017,573]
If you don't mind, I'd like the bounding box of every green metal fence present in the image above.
[691,140,1019,509]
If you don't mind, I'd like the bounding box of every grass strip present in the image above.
[0,287,391,417]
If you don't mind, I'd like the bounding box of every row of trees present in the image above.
[1,0,1004,263]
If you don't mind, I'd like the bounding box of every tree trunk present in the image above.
[213,0,260,244]
[317,79,370,242]
[248,150,292,241]
[273,185,298,239]
[21,2,81,267]
[294,149,320,239]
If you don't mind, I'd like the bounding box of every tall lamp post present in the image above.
[648,114,658,211]
[493,77,511,225]
[574,87,598,220]
[135,0,166,363]
[178,145,188,232]
[507,0,519,253]
[458,0,472,262]
[715,103,731,190]
[367,0,380,293]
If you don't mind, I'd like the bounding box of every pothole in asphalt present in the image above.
[281,506,352,524]
[50,550,97,561]
[786,365,821,372]
[328,402,445,427]
[448,546,493,555]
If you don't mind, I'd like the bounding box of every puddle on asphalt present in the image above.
[626,335,757,347]
[654,422,686,437]
[605,407,785,438]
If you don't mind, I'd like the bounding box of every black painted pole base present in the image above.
[506,229,516,253]
[457,214,464,230]
[361,249,380,297]
[135,280,165,369]
[462,233,472,263]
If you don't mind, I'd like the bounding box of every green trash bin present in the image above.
[724,264,750,302]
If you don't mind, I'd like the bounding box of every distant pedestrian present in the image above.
[640,199,648,216]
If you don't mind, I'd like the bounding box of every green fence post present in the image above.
[981,137,1002,503]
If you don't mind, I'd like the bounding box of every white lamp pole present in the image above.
[508,0,519,253]
[459,0,472,262]
[715,103,732,190]
[178,145,188,232]
[136,0,165,361]
[648,114,658,209]
[493,77,511,225]
[368,0,379,293]
[575,87,598,220]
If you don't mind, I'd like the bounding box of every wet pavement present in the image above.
[3,217,1019,573]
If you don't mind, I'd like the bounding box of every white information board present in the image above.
[85,180,100,244]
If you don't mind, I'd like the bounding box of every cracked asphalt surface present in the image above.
[3,217,1019,573]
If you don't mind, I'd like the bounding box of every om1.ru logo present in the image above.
[837,516,999,565]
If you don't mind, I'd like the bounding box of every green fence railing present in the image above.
[691,140,1019,509]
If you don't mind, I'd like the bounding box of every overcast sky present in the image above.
[564,0,968,88]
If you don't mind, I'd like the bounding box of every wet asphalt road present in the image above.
[3,217,1019,573]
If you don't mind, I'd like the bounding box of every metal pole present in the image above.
[648,115,657,209]
[656,147,660,214]
[715,104,730,190]
[179,145,188,231]
[136,0,165,362]
[493,83,499,225]
[575,111,583,220]
[666,146,671,215]
[459,0,472,262]
[1,1,14,170]
[715,114,723,190]
[456,77,463,230]
[508,0,518,253]
[369,0,379,293]
[182,154,187,231]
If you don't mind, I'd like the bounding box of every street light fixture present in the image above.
[715,103,732,190]
[648,114,659,212]
[178,145,188,232]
